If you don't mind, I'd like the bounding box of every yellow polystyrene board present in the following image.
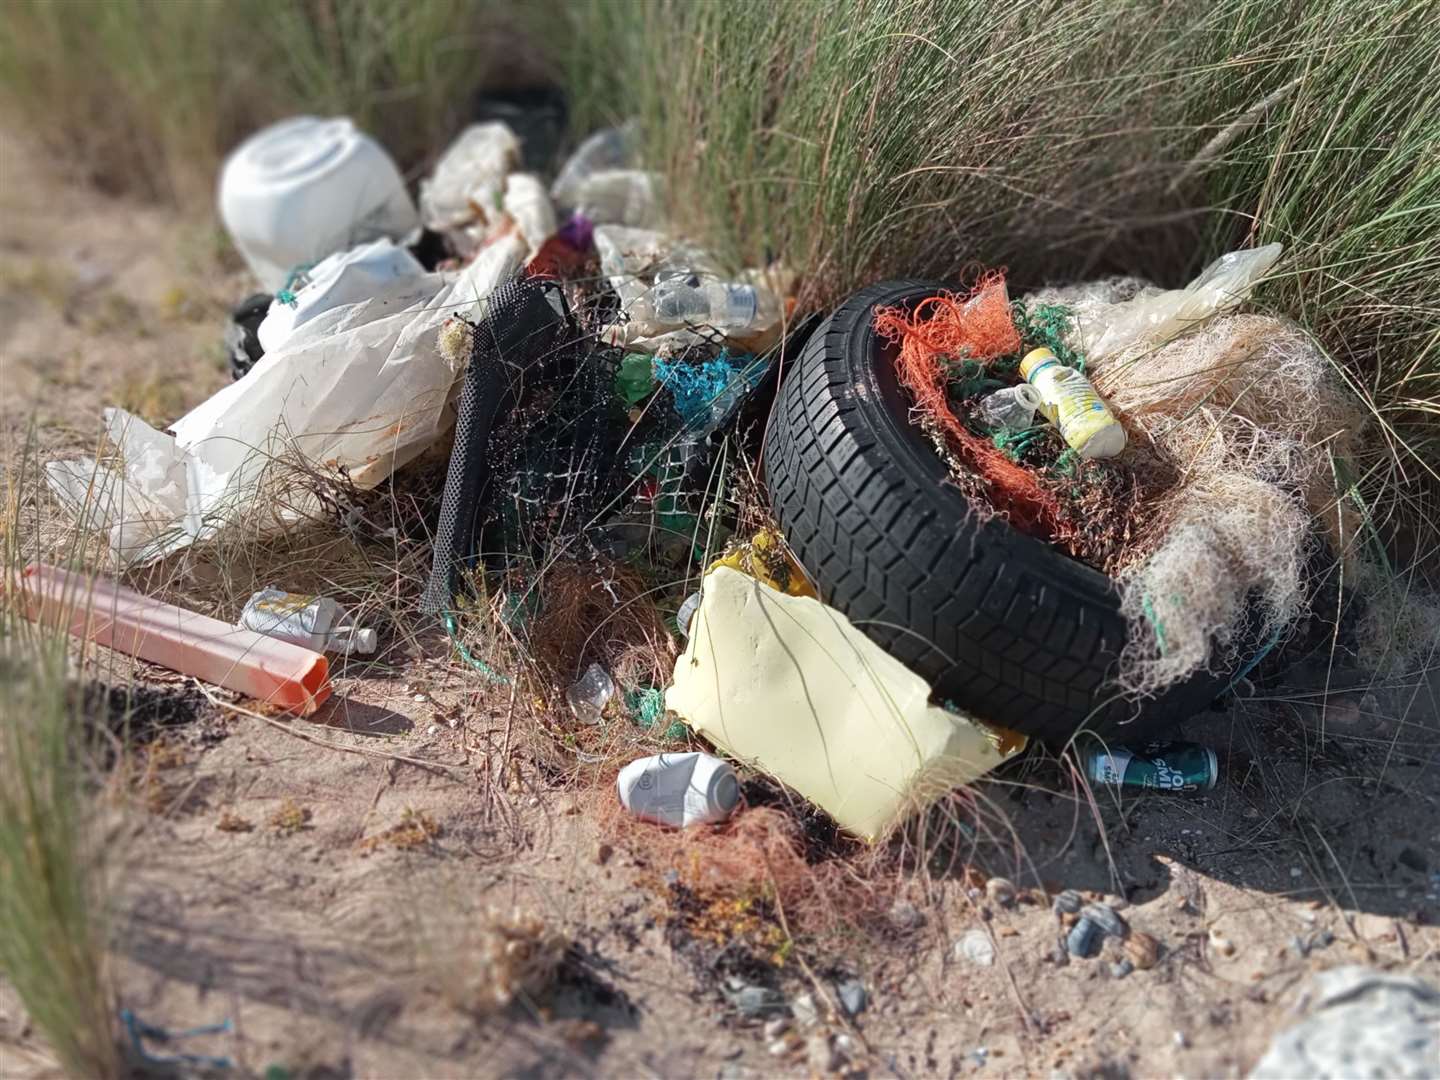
[665,567,1024,842]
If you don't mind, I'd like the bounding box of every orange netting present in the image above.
[873,275,1065,536]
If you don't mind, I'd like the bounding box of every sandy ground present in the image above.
[2,130,1438,1079]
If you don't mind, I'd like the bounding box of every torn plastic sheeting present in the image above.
[665,567,1025,842]
[574,169,663,229]
[419,121,520,233]
[256,237,425,355]
[46,233,528,565]
[1075,243,1282,364]
[503,173,557,261]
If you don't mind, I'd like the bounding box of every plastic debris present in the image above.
[707,529,816,599]
[566,663,616,724]
[654,350,765,427]
[15,563,330,715]
[723,979,789,1019]
[619,279,779,344]
[975,383,1042,433]
[551,122,638,208]
[615,352,657,405]
[574,169,663,229]
[1020,346,1126,459]
[503,172,558,261]
[122,1009,233,1072]
[46,233,527,564]
[256,238,426,355]
[239,588,376,656]
[665,566,1024,841]
[219,115,418,291]
[1075,243,1283,364]
[224,292,271,380]
[616,751,740,828]
[418,121,521,235]
[676,592,701,638]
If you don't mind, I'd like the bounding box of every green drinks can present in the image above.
[1083,741,1218,793]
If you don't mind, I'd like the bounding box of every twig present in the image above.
[197,683,467,780]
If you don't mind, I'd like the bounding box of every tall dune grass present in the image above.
[0,0,522,204]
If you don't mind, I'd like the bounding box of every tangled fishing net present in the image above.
[875,254,1396,698]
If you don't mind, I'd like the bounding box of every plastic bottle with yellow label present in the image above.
[1018,347,1126,459]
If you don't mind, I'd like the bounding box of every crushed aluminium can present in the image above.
[1083,740,1218,793]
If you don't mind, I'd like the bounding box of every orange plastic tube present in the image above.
[14,562,331,715]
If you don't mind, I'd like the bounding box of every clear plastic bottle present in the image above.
[629,279,779,336]
[566,663,615,724]
[975,384,1043,432]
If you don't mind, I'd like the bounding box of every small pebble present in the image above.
[1173,1030,1190,1049]
[426,723,439,735]
[956,928,996,967]
[888,899,925,931]
[1080,902,1128,939]
[1052,889,1084,915]
[768,1037,797,1058]
[806,1032,841,1074]
[763,1017,791,1040]
[1110,958,1134,979]
[729,984,788,1019]
[1208,928,1236,957]
[1289,867,1303,879]
[413,693,427,703]
[835,978,868,1017]
[834,1033,856,1056]
[1123,931,1161,970]
[791,992,819,1028]
[594,841,614,866]
[1066,916,1103,958]
[985,876,1017,907]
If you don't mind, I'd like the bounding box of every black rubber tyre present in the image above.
[763,280,1233,743]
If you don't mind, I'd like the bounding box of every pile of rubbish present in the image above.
[23,108,1428,849]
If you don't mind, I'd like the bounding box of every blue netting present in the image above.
[654,350,762,426]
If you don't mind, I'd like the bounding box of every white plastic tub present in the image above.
[219,116,419,291]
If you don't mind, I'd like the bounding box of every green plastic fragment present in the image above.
[616,352,657,405]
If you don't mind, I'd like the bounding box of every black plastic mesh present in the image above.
[420,276,579,615]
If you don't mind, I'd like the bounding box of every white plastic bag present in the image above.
[47,234,528,565]
[501,173,557,260]
[419,122,520,233]
[551,122,637,207]
[257,238,425,355]
[1079,243,1283,365]
[575,169,663,229]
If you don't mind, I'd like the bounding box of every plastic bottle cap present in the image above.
[352,628,377,655]
[1019,347,1058,381]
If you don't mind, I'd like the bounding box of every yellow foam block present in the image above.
[666,567,1024,842]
